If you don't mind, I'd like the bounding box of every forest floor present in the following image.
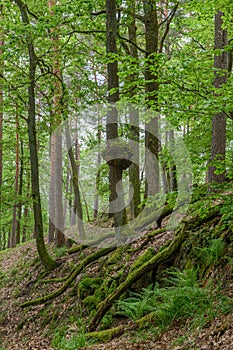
[0,235,232,350]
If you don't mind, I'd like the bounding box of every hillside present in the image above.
[0,185,233,350]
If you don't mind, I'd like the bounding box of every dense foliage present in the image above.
[0,0,232,251]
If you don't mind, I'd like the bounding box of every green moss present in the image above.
[157,238,173,254]
[21,247,114,308]
[78,277,106,313]
[83,286,106,313]
[104,277,119,296]
[83,295,98,311]
[102,247,131,295]
[107,246,127,265]
[78,277,103,299]
[100,313,114,330]
[184,259,195,270]
[129,248,155,274]
[123,248,156,291]
[86,326,124,342]
[137,311,158,329]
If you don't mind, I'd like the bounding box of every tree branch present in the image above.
[117,33,147,54]
[118,7,145,22]
[91,10,106,16]
[159,2,179,53]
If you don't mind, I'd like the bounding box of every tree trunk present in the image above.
[208,11,228,184]
[169,130,177,192]
[128,0,140,218]
[106,0,128,235]
[54,129,65,247]
[11,113,20,247]
[143,0,160,199]
[16,133,23,244]
[94,107,102,219]
[14,0,57,270]
[71,120,80,225]
[48,0,65,247]
[106,0,119,131]
[106,0,119,184]
[22,168,30,243]
[48,132,56,243]
[63,166,70,227]
[65,123,85,240]
[16,139,23,245]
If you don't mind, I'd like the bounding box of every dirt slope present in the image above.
[0,236,232,350]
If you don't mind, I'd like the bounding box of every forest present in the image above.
[0,0,232,349]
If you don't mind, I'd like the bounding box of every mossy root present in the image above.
[89,205,221,331]
[21,247,115,308]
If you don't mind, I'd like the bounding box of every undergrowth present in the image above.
[51,318,94,350]
[116,267,232,333]
[195,238,225,266]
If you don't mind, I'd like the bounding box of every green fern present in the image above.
[195,239,225,265]
[162,267,198,287]
[116,267,229,331]
[116,287,155,320]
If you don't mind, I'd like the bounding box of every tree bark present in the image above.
[11,113,20,247]
[71,120,81,225]
[94,106,102,219]
[106,0,119,180]
[16,139,23,244]
[14,0,58,270]
[48,0,65,247]
[143,0,160,199]
[208,11,228,184]
[128,0,141,218]
[65,123,85,240]
[54,128,65,247]
[169,130,177,192]
[106,0,128,236]
[22,167,30,242]
[48,133,56,243]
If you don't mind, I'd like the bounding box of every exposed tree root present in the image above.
[21,203,221,329]
[86,311,159,342]
[134,203,175,231]
[89,206,221,331]
[129,228,167,253]
[21,247,116,308]
[40,276,67,284]
[86,323,137,342]
[88,307,233,346]
[67,232,116,255]
[67,244,89,255]
[88,224,187,331]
